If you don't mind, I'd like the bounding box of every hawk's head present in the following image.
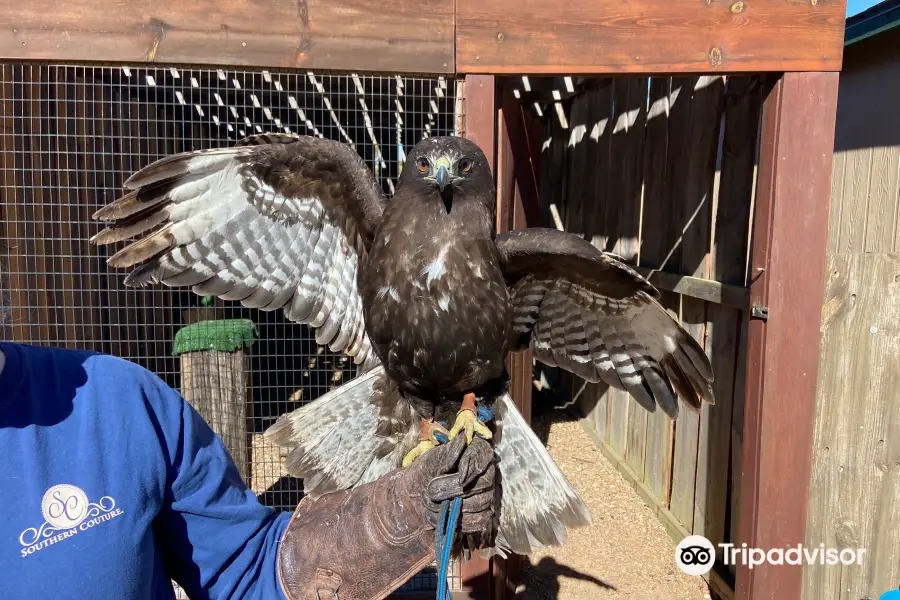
[401,136,494,214]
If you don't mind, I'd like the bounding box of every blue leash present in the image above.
[435,497,462,600]
[433,405,493,600]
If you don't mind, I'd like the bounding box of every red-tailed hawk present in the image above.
[92,132,714,556]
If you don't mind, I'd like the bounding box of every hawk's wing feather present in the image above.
[496,228,714,418]
[91,133,384,370]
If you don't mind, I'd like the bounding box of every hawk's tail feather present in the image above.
[264,366,419,499]
[488,391,592,557]
[266,374,591,556]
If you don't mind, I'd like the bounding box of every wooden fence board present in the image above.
[802,253,900,600]
[620,77,649,477]
[564,91,590,236]
[826,151,845,255]
[655,77,693,518]
[583,82,614,443]
[837,147,873,254]
[605,78,643,459]
[584,81,613,248]
[640,77,676,502]
[456,0,845,74]
[670,76,723,531]
[864,147,899,253]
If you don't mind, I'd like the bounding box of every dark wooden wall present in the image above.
[531,74,763,599]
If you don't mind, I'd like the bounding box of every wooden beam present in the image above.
[459,74,497,600]
[632,267,750,310]
[0,0,455,74]
[734,72,839,600]
[457,0,846,74]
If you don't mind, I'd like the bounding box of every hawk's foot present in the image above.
[402,418,450,468]
[447,393,493,445]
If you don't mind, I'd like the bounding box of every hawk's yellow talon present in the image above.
[447,408,492,445]
[402,439,437,468]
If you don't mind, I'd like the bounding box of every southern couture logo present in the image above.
[18,483,124,558]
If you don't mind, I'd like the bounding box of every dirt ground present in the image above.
[516,413,712,600]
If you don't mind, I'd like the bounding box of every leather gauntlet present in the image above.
[276,434,496,600]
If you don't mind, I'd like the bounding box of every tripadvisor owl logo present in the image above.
[17,483,124,558]
[676,535,716,576]
[675,534,869,576]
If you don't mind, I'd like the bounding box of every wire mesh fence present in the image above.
[0,62,463,595]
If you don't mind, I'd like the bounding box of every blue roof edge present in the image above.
[845,0,900,46]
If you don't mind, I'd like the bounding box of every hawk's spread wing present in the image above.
[496,228,714,417]
[91,132,385,371]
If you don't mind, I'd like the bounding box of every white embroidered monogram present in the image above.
[18,484,124,558]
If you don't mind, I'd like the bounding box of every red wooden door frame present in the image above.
[734,71,839,600]
[458,75,544,600]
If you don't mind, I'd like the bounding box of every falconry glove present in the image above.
[276,434,497,600]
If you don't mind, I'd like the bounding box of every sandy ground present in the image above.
[517,413,711,600]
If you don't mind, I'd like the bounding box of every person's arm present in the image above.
[143,368,496,600]
[144,373,291,600]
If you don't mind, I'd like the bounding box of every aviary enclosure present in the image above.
[0,1,845,599]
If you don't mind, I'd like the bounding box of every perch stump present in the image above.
[172,318,257,483]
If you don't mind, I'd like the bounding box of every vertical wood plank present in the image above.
[864,146,900,253]
[460,73,497,600]
[826,151,845,255]
[586,80,613,250]
[564,91,590,237]
[709,78,763,566]
[735,72,839,600]
[669,76,724,530]
[836,147,872,254]
[639,77,676,500]
[616,77,647,264]
[495,87,544,600]
[584,81,614,443]
[802,254,900,600]
[620,76,650,476]
[652,76,695,513]
[605,79,637,459]
[700,76,763,566]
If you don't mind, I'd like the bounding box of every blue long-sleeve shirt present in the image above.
[0,341,293,599]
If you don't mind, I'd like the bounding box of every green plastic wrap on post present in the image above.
[172,319,258,356]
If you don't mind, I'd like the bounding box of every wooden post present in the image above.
[173,318,257,483]
[734,72,839,600]
[458,73,498,600]
[491,85,544,600]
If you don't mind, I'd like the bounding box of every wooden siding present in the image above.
[535,74,761,599]
[0,0,847,75]
[456,0,846,74]
[802,26,900,600]
[0,0,456,74]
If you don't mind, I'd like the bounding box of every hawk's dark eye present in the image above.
[416,157,430,173]
[459,159,473,173]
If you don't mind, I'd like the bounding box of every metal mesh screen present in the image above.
[0,62,462,595]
